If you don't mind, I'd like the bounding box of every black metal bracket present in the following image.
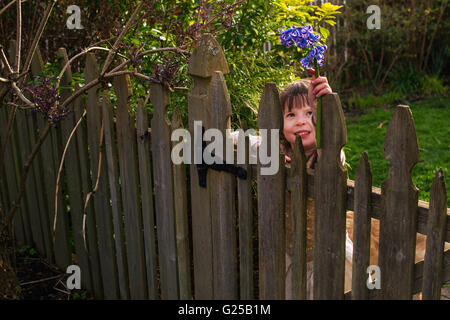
[196,127,247,188]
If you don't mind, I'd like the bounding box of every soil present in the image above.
[12,247,91,300]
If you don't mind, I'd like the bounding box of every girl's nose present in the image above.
[296,115,306,125]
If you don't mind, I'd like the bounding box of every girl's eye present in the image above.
[286,112,295,118]
[306,111,313,117]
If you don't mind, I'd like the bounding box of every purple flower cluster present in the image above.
[300,44,327,68]
[279,25,319,49]
[279,24,327,69]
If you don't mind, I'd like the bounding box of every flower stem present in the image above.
[314,59,322,149]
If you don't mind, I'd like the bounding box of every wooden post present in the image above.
[57,48,93,292]
[257,82,285,300]
[113,73,147,299]
[150,83,179,299]
[187,33,229,299]
[351,151,372,300]
[136,99,158,299]
[379,105,419,300]
[422,168,447,299]
[85,53,119,299]
[171,109,192,300]
[237,121,254,300]
[102,91,130,299]
[313,93,347,300]
[208,71,238,299]
[289,136,308,300]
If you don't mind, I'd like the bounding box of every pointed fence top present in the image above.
[188,33,229,78]
[383,105,419,170]
[257,82,282,130]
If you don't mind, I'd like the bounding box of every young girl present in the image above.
[280,76,353,299]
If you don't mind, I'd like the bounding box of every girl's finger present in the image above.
[316,87,332,98]
[313,83,330,95]
[285,155,291,163]
[312,76,328,85]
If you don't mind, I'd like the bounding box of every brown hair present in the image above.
[279,79,316,158]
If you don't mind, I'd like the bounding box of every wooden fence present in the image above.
[0,34,449,300]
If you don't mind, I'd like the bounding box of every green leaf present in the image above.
[319,26,330,39]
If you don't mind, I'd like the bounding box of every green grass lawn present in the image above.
[344,96,450,207]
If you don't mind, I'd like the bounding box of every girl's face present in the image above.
[283,99,316,154]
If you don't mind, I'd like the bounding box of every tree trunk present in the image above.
[0,211,22,299]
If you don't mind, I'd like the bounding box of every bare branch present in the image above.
[82,119,104,251]
[20,0,56,85]
[55,46,126,90]
[53,109,87,243]
[0,0,26,17]
[0,46,13,74]
[100,1,144,76]
[15,0,22,73]
[109,46,189,74]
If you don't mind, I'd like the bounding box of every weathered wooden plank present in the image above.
[208,71,237,299]
[351,151,372,300]
[113,73,147,299]
[57,48,92,292]
[422,169,447,300]
[85,53,119,299]
[313,93,347,300]
[170,109,192,300]
[29,48,58,262]
[257,82,285,300]
[102,91,130,300]
[0,105,26,245]
[15,108,45,255]
[236,121,254,300]
[136,100,158,300]
[73,91,103,298]
[187,33,229,299]
[289,136,308,300]
[150,83,179,300]
[7,40,34,248]
[379,105,419,300]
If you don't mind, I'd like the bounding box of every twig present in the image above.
[20,0,56,86]
[0,0,26,17]
[82,119,104,251]
[20,274,63,286]
[55,46,127,90]
[15,0,21,73]
[100,1,144,76]
[53,109,87,243]
[0,46,13,74]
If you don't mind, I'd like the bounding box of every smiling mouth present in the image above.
[295,131,310,137]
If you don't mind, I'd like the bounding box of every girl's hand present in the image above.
[307,69,332,107]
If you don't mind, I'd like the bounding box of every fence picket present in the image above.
[171,109,192,300]
[72,90,103,297]
[57,48,93,291]
[208,71,238,299]
[150,83,179,299]
[85,53,120,299]
[422,169,447,299]
[379,105,419,299]
[113,73,147,299]
[351,151,372,300]
[237,121,254,300]
[289,136,308,300]
[313,93,347,299]
[102,91,130,299]
[136,99,158,299]
[257,82,285,299]
[187,33,229,299]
